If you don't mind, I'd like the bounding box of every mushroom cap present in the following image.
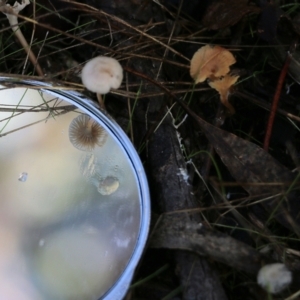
[81,56,123,95]
[257,263,292,294]
[97,176,119,196]
[69,114,107,151]
[190,45,236,83]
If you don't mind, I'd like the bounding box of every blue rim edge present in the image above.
[0,78,151,300]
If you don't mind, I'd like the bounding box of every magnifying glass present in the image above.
[0,77,150,300]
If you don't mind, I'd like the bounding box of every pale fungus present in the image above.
[208,74,240,114]
[257,263,292,294]
[69,114,107,151]
[81,56,123,108]
[97,176,120,196]
[190,44,239,114]
[190,45,236,83]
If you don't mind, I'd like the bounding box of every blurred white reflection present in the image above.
[0,87,141,300]
[18,172,28,182]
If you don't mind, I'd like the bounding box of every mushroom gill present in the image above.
[69,114,107,151]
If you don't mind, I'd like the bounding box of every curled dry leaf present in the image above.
[190,45,236,83]
[208,75,239,114]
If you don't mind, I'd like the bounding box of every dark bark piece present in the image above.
[175,251,227,300]
[196,116,300,233]
[151,214,300,294]
[150,213,274,275]
[175,103,300,235]
[147,117,198,213]
[147,114,228,300]
[202,0,260,30]
[121,67,300,235]
[257,0,282,42]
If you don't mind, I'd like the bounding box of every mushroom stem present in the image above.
[81,56,123,111]
[96,93,106,110]
[3,0,44,77]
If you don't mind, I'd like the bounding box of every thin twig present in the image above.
[1,0,44,76]
[263,40,297,151]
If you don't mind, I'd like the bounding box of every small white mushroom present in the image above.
[97,176,119,196]
[257,263,292,294]
[81,56,123,109]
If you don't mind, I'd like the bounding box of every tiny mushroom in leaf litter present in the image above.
[257,263,292,294]
[190,44,239,114]
[81,56,123,109]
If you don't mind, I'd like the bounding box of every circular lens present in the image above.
[0,84,148,300]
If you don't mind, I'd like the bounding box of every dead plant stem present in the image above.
[263,44,295,151]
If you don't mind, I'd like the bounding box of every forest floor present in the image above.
[1,0,300,299]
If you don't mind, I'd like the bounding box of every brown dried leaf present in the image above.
[202,0,261,30]
[208,75,239,114]
[188,113,300,234]
[190,45,236,83]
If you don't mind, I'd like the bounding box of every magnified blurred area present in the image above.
[0,87,141,299]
